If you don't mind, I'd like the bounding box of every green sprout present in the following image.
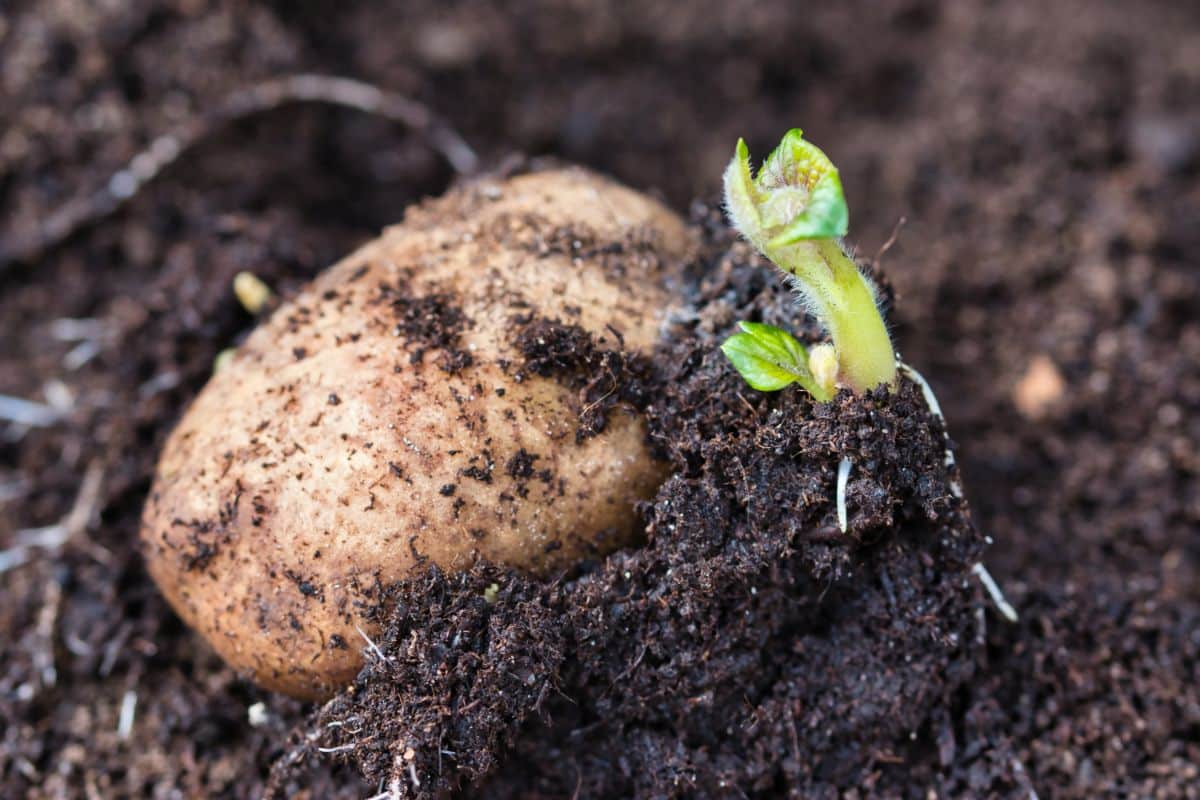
[720,129,896,398]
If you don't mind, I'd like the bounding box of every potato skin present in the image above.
[140,168,692,699]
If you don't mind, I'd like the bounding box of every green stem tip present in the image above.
[721,129,896,396]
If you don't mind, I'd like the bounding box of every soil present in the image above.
[514,315,654,440]
[2,1,1199,799]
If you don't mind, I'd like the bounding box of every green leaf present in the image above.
[722,332,799,391]
[734,321,809,366]
[720,322,832,400]
[724,129,849,247]
[722,138,766,249]
[760,129,849,244]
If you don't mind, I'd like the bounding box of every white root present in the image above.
[354,623,391,663]
[972,562,1019,624]
[0,527,66,573]
[49,317,113,371]
[898,359,1018,622]
[16,461,104,696]
[896,360,961,497]
[836,456,852,533]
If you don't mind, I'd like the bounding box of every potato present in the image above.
[141,168,692,699]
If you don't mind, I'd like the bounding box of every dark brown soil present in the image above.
[514,315,654,440]
[3,1,1199,798]
[387,288,474,373]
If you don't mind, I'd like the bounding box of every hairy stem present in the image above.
[768,238,895,392]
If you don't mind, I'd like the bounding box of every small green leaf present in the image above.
[722,138,766,249]
[724,130,848,247]
[722,333,799,391]
[760,129,849,245]
[734,321,809,366]
[720,321,832,400]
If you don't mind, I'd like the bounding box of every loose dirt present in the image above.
[3,1,1198,798]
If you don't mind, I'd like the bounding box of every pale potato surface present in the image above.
[140,168,692,698]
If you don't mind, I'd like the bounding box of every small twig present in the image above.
[610,644,648,686]
[0,476,30,504]
[0,74,479,270]
[1010,753,1041,800]
[872,216,907,271]
[835,456,852,533]
[734,391,759,418]
[897,360,1018,622]
[0,460,106,573]
[116,690,138,739]
[0,393,62,428]
[33,577,63,690]
[64,460,106,536]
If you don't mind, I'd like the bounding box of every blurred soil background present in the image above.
[1,1,1198,797]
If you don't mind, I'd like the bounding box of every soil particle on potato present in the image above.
[384,287,475,373]
[504,448,538,479]
[513,316,653,440]
[516,216,671,283]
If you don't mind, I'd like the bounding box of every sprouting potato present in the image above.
[140,168,693,699]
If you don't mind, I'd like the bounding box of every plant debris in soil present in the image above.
[3,1,1200,798]
[268,564,563,798]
